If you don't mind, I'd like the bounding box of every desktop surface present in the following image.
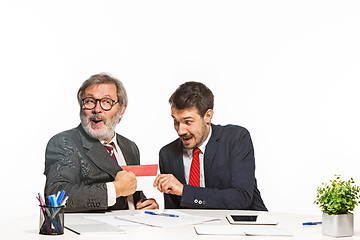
[0,209,358,239]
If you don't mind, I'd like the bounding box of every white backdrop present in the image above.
[1,0,360,219]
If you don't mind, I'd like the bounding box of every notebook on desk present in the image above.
[194,225,292,236]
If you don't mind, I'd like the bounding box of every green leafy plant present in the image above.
[314,175,360,215]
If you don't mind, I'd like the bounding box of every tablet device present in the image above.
[226,213,278,225]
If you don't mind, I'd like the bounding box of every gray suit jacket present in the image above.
[44,124,145,212]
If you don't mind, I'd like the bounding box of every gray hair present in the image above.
[77,73,128,110]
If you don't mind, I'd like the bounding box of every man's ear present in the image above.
[120,104,126,115]
[117,105,127,123]
[203,109,213,124]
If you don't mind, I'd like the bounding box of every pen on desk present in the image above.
[302,222,322,225]
[159,213,179,217]
[144,211,157,215]
[144,211,179,217]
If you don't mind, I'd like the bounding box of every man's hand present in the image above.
[113,170,137,197]
[136,198,159,210]
[153,174,184,196]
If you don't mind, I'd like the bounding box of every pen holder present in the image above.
[39,205,65,235]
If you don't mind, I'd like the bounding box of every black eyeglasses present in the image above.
[81,97,119,111]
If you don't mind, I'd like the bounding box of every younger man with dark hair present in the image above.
[153,81,267,210]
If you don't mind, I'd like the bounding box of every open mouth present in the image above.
[181,135,193,143]
[91,119,103,125]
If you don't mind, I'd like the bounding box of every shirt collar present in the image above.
[100,134,116,145]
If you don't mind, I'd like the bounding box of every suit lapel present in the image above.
[116,135,134,165]
[204,124,220,184]
[78,125,121,179]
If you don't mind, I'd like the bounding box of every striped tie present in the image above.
[104,142,118,163]
[189,148,200,187]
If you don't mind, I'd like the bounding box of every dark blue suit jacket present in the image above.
[159,124,267,210]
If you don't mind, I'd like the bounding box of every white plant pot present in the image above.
[322,212,354,237]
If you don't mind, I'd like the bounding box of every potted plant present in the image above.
[314,175,360,237]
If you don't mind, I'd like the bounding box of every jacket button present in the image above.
[194,199,198,204]
[198,200,203,204]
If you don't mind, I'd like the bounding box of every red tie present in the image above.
[104,142,118,163]
[189,148,200,187]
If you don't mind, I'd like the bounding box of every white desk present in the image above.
[0,210,359,239]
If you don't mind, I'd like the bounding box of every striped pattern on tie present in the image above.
[189,148,200,187]
[103,142,118,163]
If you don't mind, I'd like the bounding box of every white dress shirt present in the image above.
[102,136,135,209]
[183,126,212,187]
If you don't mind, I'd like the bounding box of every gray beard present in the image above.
[80,110,121,141]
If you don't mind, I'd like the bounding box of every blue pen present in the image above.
[51,194,58,207]
[56,190,66,206]
[144,211,157,215]
[145,211,179,217]
[48,195,54,206]
[303,222,321,225]
[47,195,56,215]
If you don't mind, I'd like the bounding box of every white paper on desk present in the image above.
[241,225,293,236]
[194,225,292,236]
[65,223,125,235]
[194,225,246,235]
[84,215,143,227]
[115,210,220,227]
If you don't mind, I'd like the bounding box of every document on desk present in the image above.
[84,215,143,227]
[115,210,221,227]
[240,225,293,236]
[121,164,158,191]
[194,225,293,236]
[194,225,246,235]
[65,223,125,235]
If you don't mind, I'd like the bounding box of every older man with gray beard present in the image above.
[44,73,158,212]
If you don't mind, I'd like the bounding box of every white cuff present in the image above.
[106,182,117,207]
[127,195,135,210]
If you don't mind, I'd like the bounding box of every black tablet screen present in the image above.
[231,215,258,222]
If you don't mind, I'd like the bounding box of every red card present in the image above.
[121,164,158,177]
